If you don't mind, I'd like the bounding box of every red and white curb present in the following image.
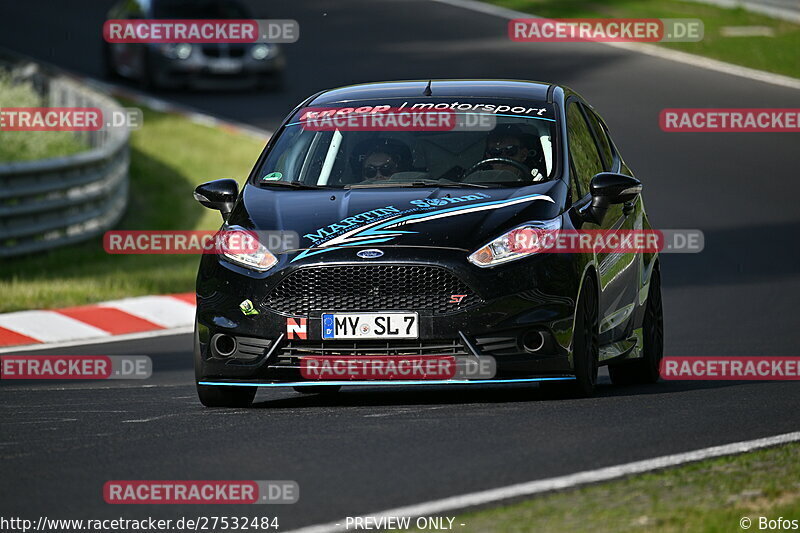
[0,293,196,350]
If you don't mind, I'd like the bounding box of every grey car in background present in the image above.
[103,0,286,90]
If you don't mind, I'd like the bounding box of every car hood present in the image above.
[232,181,566,262]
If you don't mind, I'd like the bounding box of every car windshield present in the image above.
[253,101,557,189]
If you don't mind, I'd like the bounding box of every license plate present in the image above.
[208,59,242,73]
[321,313,418,339]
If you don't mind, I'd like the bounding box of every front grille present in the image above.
[201,45,246,58]
[277,339,470,361]
[265,265,478,315]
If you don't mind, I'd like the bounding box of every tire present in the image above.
[609,267,664,385]
[293,385,342,394]
[197,383,256,407]
[542,278,599,398]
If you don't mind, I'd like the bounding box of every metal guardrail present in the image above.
[0,53,130,257]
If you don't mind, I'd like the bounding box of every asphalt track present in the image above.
[1,0,800,529]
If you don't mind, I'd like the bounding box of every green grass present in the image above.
[490,0,800,79]
[0,105,265,312]
[422,442,800,533]
[0,71,88,162]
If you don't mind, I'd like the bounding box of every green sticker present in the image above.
[262,172,283,181]
[239,299,260,316]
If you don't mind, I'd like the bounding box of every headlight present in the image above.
[251,44,272,60]
[468,217,562,267]
[217,227,278,272]
[160,43,192,59]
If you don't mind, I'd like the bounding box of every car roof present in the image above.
[308,80,557,106]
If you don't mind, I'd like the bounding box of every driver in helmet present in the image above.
[483,124,542,180]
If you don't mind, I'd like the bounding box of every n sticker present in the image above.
[287,317,307,340]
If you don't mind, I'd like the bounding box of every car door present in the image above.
[566,99,638,347]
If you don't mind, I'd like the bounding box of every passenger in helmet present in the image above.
[351,138,413,183]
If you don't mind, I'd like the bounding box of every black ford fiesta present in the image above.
[192,79,663,407]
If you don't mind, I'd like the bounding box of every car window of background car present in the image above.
[116,0,145,18]
[153,0,250,19]
[583,107,615,171]
[567,101,604,196]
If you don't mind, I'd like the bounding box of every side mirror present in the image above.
[193,179,239,219]
[590,173,642,204]
[576,173,641,225]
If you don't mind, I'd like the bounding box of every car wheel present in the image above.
[196,383,256,407]
[293,385,342,394]
[542,278,599,398]
[609,267,664,385]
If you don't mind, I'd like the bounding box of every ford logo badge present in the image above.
[357,249,384,259]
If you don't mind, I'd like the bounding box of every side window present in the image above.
[566,102,604,196]
[584,109,614,171]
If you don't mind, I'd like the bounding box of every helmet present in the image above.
[350,137,413,173]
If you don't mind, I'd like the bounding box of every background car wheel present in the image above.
[541,278,599,398]
[293,385,342,394]
[196,384,256,407]
[609,267,664,385]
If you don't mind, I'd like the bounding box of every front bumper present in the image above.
[198,377,577,388]
[194,247,582,384]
